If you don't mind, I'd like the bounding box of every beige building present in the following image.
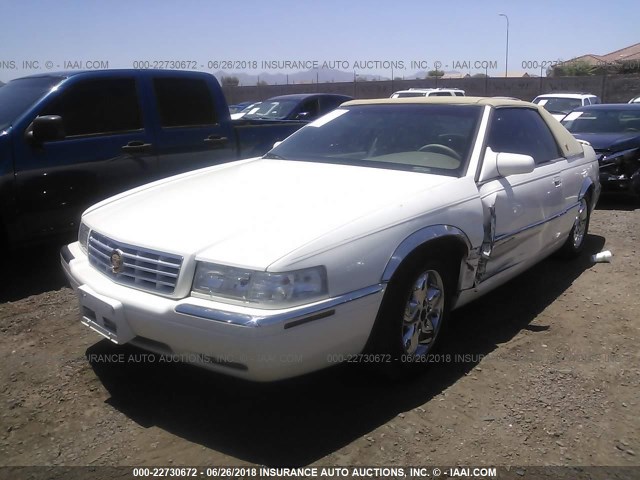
[569,42,640,66]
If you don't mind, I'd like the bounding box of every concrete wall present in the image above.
[222,74,640,104]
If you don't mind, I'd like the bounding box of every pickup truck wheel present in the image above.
[372,255,454,377]
[559,194,591,258]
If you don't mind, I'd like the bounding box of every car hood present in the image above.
[571,132,640,153]
[83,158,460,270]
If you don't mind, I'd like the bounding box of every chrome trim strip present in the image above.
[284,310,336,329]
[493,201,579,247]
[88,231,184,295]
[175,284,385,328]
[381,225,473,283]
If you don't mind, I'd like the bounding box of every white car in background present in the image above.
[532,93,601,120]
[61,97,600,382]
[391,88,465,98]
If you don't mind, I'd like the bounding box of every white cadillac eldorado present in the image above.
[61,97,600,381]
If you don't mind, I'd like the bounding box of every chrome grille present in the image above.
[88,231,183,295]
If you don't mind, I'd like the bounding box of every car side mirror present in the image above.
[26,115,66,145]
[273,141,283,149]
[495,152,535,176]
[479,147,536,182]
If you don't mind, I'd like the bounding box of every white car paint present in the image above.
[62,97,600,381]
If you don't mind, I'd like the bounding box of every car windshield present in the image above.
[534,97,582,115]
[265,104,482,177]
[243,99,299,120]
[240,102,261,113]
[562,108,640,134]
[0,76,64,130]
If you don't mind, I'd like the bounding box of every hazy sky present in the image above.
[1,0,638,82]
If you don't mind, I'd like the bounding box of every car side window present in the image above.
[486,108,562,165]
[40,78,142,137]
[298,98,320,119]
[153,77,216,127]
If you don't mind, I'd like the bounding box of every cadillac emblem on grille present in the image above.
[110,249,125,274]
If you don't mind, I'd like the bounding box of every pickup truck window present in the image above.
[267,104,481,176]
[487,108,562,165]
[0,76,63,130]
[41,78,142,137]
[153,77,216,127]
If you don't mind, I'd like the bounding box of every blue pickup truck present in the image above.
[0,70,312,248]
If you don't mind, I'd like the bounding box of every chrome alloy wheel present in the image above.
[572,198,589,249]
[402,270,444,356]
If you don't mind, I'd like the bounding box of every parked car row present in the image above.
[526,92,640,197]
[561,104,640,196]
[532,93,601,120]
[233,93,353,121]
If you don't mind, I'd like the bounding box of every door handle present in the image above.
[553,176,562,187]
[204,135,228,148]
[121,141,152,154]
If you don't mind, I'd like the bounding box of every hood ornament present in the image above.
[110,249,125,274]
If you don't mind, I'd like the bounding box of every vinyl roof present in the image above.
[342,96,531,108]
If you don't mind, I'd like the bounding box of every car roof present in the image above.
[264,93,353,101]
[391,89,465,95]
[12,69,213,82]
[535,93,596,99]
[572,103,640,111]
[343,96,529,108]
[394,88,464,92]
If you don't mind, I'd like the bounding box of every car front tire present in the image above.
[370,253,455,377]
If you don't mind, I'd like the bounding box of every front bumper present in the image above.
[61,242,385,381]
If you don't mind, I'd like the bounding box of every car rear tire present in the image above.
[370,253,455,377]
[558,194,591,258]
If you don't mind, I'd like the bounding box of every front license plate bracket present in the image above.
[77,286,135,344]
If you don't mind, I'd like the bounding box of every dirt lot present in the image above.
[1,197,639,476]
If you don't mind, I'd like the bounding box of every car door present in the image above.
[476,107,566,281]
[148,74,236,177]
[12,75,157,243]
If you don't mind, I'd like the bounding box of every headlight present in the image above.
[78,222,90,254]
[192,263,328,308]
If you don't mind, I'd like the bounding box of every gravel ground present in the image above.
[0,197,638,478]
